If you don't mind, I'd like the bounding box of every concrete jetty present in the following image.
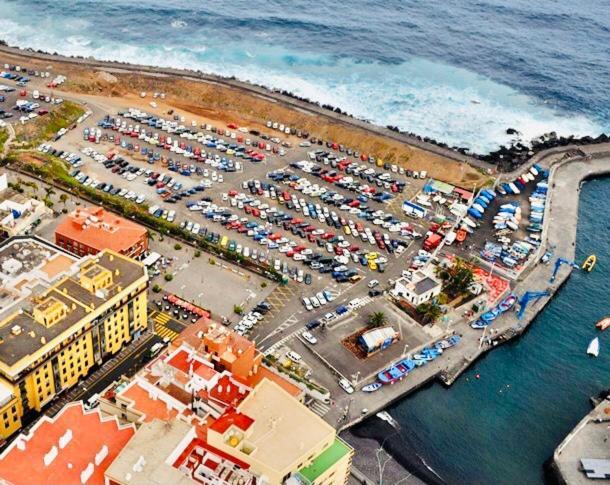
[551,396,610,484]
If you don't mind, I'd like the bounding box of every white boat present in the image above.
[587,337,600,357]
[463,217,477,228]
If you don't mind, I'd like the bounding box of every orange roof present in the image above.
[120,381,180,422]
[195,364,218,381]
[55,206,147,254]
[167,348,205,375]
[209,375,248,407]
[0,402,134,485]
[209,409,254,434]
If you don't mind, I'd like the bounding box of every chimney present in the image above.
[95,445,108,466]
[59,428,72,449]
[80,462,94,484]
[43,445,58,466]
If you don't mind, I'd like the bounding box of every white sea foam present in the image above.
[0,16,603,153]
[170,19,187,29]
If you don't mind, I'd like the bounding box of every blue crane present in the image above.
[517,290,551,320]
[549,257,579,283]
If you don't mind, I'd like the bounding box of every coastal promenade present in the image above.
[329,147,610,434]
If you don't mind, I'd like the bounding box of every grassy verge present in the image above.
[14,101,85,147]
[9,151,282,282]
[0,128,8,154]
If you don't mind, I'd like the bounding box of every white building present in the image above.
[392,269,441,306]
[0,194,52,239]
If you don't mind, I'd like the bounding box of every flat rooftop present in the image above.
[55,206,147,253]
[0,401,135,485]
[299,438,352,483]
[105,419,195,485]
[236,378,335,473]
[0,237,146,371]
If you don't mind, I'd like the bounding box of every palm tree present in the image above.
[367,311,387,329]
[59,193,69,208]
[416,302,442,324]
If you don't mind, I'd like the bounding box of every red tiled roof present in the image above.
[55,206,147,254]
[208,375,248,407]
[194,364,218,381]
[119,381,180,422]
[209,409,254,434]
[167,349,204,375]
[0,402,134,485]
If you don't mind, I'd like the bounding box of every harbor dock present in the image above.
[332,146,610,431]
[551,396,610,484]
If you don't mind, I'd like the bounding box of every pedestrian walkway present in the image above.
[151,311,180,342]
[262,326,302,355]
[308,400,331,417]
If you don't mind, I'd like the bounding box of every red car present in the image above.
[227,123,238,129]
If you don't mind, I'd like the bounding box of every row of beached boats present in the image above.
[362,335,462,390]
[470,293,517,329]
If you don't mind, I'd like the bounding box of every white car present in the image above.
[286,351,302,363]
[338,378,355,394]
[301,331,317,345]
[368,280,380,289]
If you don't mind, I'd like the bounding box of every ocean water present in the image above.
[376,177,609,484]
[0,0,609,153]
[1,2,608,483]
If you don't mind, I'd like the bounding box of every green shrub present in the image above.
[164,273,173,282]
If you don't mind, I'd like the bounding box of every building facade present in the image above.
[98,321,352,485]
[0,194,52,240]
[55,206,148,259]
[0,236,148,440]
[392,270,441,306]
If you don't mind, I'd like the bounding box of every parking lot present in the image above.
[35,99,437,299]
[0,66,71,127]
[282,297,431,384]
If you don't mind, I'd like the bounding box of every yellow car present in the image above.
[343,225,351,235]
[220,236,228,248]
[368,260,378,271]
[366,252,379,261]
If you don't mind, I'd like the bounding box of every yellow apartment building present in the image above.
[0,236,148,439]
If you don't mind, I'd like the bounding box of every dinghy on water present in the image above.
[596,318,610,331]
[587,337,600,357]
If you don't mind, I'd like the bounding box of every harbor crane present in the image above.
[549,257,579,283]
[517,290,551,320]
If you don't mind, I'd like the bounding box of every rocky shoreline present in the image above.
[1,40,607,174]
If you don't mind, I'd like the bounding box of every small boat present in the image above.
[362,382,382,393]
[582,254,596,272]
[463,217,477,228]
[596,317,610,331]
[587,337,600,357]
[498,294,517,313]
[456,229,467,242]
